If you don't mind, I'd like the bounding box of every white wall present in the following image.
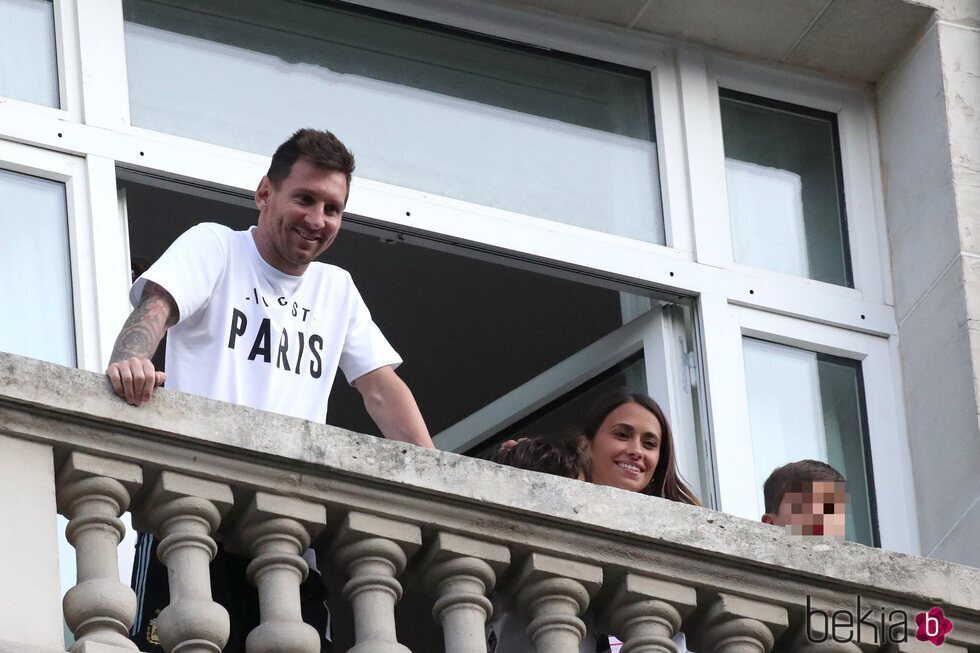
[0,435,64,652]
[877,14,980,566]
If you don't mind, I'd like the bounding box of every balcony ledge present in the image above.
[1,350,979,650]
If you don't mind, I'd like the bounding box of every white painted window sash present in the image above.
[55,0,83,120]
[2,0,897,334]
[697,54,892,305]
[0,141,99,369]
[0,0,912,554]
[704,302,919,555]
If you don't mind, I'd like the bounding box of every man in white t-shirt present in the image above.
[105,127,431,446]
[104,128,432,652]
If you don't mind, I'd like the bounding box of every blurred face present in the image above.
[581,402,661,493]
[764,480,846,539]
[253,157,348,275]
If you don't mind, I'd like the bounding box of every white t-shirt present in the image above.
[131,222,401,422]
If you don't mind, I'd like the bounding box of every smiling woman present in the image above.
[486,389,701,653]
[578,388,700,505]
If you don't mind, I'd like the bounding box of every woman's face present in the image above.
[582,402,662,492]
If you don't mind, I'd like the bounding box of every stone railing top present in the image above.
[2,351,978,619]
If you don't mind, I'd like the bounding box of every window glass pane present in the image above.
[742,338,874,544]
[468,353,648,458]
[0,168,74,366]
[122,0,664,243]
[721,90,851,286]
[0,0,59,107]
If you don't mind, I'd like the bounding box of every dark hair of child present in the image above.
[490,437,589,480]
[762,459,846,513]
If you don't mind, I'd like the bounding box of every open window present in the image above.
[119,171,712,503]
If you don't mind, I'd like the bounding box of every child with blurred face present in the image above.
[762,460,847,540]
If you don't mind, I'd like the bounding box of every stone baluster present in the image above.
[698,594,787,653]
[597,574,698,653]
[56,452,143,653]
[512,552,602,653]
[135,471,233,653]
[230,492,326,653]
[325,511,421,653]
[416,532,510,653]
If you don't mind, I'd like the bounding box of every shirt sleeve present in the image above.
[130,223,228,326]
[338,274,402,384]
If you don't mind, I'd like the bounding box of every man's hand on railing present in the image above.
[104,281,177,407]
[106,357,166,407]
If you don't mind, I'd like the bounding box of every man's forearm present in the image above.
[356,367,434,448]
[108,281,177,363]
[369,394,433,448]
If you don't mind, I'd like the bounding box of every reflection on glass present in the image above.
[742,338,875,544]
[0,0,59,107]
[469,353,647,458]
[123,0,663,243]
[0,169,74,366]
[721,90,851,286]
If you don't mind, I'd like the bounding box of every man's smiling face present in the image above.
[253,157,348,275]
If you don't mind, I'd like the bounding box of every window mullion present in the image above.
[55,0,83,118]
[82,155,131,372]
[698,292,756,516]
[651,59,694,254]
[640,304,706,502]
[860,337,919,554]
[838,99,888,304]
[76,0,130,127]
[676,51,732,268]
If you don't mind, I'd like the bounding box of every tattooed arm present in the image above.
[105,281,179,406]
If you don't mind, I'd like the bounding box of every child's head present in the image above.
[762,459,846,539]
[491,437,588,480]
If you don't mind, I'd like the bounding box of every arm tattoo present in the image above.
[108,281,179,364]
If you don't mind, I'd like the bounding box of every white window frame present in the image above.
[0,0,911,552]
[0,0,83,119]
[0,140,123,372]
[688,54,892,305]
[2,0,896,332]
[0,0,895,334]
[701,299,917,554]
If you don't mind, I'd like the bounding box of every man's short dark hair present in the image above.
[763,459,845,513]
[267,128,355,189]
[491,437,588,480]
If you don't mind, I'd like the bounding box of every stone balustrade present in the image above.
[1,352,979,653]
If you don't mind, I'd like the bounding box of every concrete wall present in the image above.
[0,436,64,653]
[878,6,980,565]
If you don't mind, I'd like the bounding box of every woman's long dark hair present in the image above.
[580,388,701,506]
